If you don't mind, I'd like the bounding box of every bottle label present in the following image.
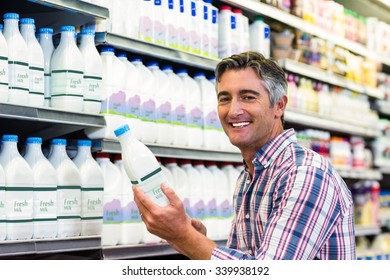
[167,23,178,49]
[187,106,203,127]
[51,70,84,98]
[29,65,44,96]
[8,61,29,93]
[0,56,8,87]
[156,101,172,123]
[84,75,102,104]
[172,104,187,125]
[140,98,156,122]
[81,187,104,220]
[122,200,142,223]
[154,19,166,46]
[33,187,57,221]
[190,199,205,219]
[5,187,33,221]
[103,197,122,224]
[205,198,217,218]
[139,16,153,42]
[0,187,6,222]
[57,185,81,219]
[125,93,141,119]
[219,199,233,218]
[204,110,219,130]
[101,90,126,115]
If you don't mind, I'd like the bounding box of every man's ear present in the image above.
[274,95,287,118]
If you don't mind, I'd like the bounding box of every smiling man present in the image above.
[133,51,356,260]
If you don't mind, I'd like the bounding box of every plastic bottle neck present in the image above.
[1,141,20,157]
[76,146,93,159]
[49,145,68,159]
[25,143,45,157]
[39,33,54,45]
[20,24,36,41]
[59,31,76,47]
[3,18,19,35]
[80,34,95,48]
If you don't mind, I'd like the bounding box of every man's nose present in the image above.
[228,99,244,117]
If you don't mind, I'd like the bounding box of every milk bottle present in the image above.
[192,160,218,239]
[78,28,102,114]
[3,13,29,105]
[218,6,234,58]
[84,46,126,140]
[38,28,55,107]
[95,152,122,246]
[209,76,225,149]
[147,62,173,145]
[177,0,189,51]
[220,161,239,230]
[153,0,167,46]
[20,18,44,107]
[0,23,9,103]
[177,69,203,148]
[162,158,191,215]
[132,58,157,144]
[200,0,210,57]
[165,0,179,49]
[72,140,104,236]
[114,124,169,207]
[162,66,188,147]
[157,157,174,186]
[178,159,205,222]
[188,0,201,55]
[194,72,219,150]
[117,53,142,140]
[209,4,219,59]
[23,137,57,239]
[0,162,5,240]
[0,135,34,240]
[48,138,81,237]
[112,154,143,245]
[50,25,84,112]
[206,161,230,239]
[249,16,271,58]
[139,0,155,43]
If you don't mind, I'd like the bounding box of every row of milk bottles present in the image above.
[84,47,238,152]
[0,136,107,241]
[0,12,102,113]
[85,0,219,59]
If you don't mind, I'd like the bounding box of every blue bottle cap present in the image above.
[176,68,188,74]
[0,24,3,31]
[77,139,92,147]
[194,72,205,78]
[162,65,173,71]
[130,57,142,63]
[4,13,19,20]
[101,46,115,53]
[39,27,53,34]
[61,25,75,33]
[117,53,127,58]
[2,135,18,142]
[51,138,67,145]
[26,137,42,144]
[20,18,35,25]
[81,28,95,35]
[114,124,130,137]
[147,61,159,67]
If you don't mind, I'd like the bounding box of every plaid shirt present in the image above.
[211,129,356,260]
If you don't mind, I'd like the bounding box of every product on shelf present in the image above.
[38,27,55,107]
[0,23,9,103]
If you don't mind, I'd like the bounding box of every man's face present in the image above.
[216,68,282,153]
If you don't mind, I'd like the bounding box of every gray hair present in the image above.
[214,51,287,107]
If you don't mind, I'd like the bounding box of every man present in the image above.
[133,51,356,260]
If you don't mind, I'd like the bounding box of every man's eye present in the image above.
[218,97,230,104]
[242,95,256,101]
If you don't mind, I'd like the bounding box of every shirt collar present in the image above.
[252,128,297,169]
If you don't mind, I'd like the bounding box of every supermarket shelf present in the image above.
[0,103,105,140]
[279,59,385,99]
[29,0,109,18]
[0,236,101,257]
[284,110,381,137]
[221,0,390,67]
[355,225,382,236]
[102,239,227,260]
[95,32,220,71]
[336,168,383,180]
[92,140,243,163]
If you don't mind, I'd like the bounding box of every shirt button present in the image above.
[245,214,250,219]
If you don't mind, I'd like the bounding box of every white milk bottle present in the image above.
[23,137,57,239]
[84,46,126,140]
[188,0,201,55]
[114,124,169,207]
[131,58,157,144]
[50,25,84,112]
[147,62,173,145]
[200,0,210,57]
[205,161,230,239]
[177,0,189,51]
[153,0,167,46]
[48,139,81,237]
[3,13,29,105]
[38,28,55,107]
[78,28,103,114]
[0,162,5,240]
[139,0,155,43]
[209,3,219,59]
[157,157,174,187]
[0,135,34,240]
[178,159,205,222]
[112,154,143,245]
[177,69,203,148]
[194,72,219,150]
[165,0,179,49]
[192,160,218,239]
[162,66,188,147]
[249,16,271,58]
[218,6,234,58]
[117,53,142,140]
[20,18,44,107]
[162,158,191,215]
[220,161,238,230]
[95,152,122,246]
[0,23,9,103]
[72,140,104,236]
